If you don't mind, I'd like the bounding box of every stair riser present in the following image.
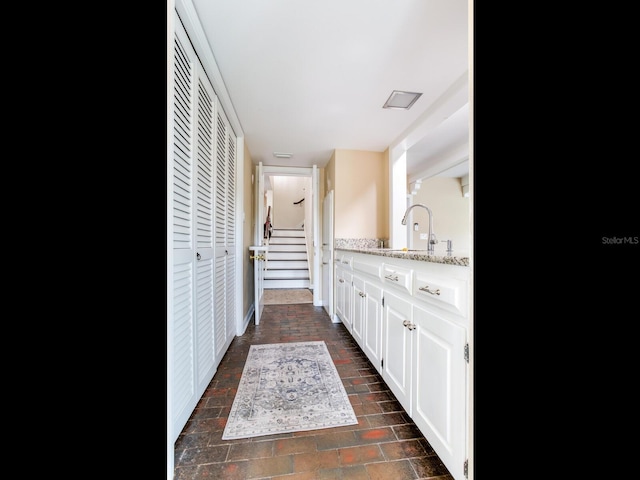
[268,244,307,252]
[264,270,310,279]
[270,229,304,237]
[269,237,305,245]
[267,261,309,269]
[268,252,308,260]
[263,279,310,289]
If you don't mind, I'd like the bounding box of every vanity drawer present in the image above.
[381,263,413,294]
[335,253,353,269]
[352,258,381,279]
[413,272,467,317]
[338,255,353,269]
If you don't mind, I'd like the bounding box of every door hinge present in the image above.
[464,459,468,478]
[381,358,384,369]
[464,343,469,363]
[382,296,384,307]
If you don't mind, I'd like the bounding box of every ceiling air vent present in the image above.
[382,90,423,110]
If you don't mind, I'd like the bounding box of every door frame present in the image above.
[255,163,320,305]
[322,189,334,319]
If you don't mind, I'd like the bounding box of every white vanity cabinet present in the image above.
[334,250,469,480]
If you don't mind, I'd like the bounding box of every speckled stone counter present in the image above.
[335,247,469,267]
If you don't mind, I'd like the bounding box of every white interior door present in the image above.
[251,162,267,325]
[322,190,334,318]
[249,245,267,325]
[255,162,265,246]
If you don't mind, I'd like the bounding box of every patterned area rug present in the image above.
[222,341,358,440]
[263,289,313,305]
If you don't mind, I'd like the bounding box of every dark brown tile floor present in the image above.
[174,303,454,480]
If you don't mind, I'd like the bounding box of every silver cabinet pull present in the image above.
[339,279,344,283]
[359,291,366,297]
[402,320,416,330]
[418,285,440,295]
[385,274,399,281]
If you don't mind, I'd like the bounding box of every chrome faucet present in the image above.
[401,204,438,253]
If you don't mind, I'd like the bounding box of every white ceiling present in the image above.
[190,0,470,181]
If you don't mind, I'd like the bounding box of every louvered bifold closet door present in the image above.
[213,107,229,363]
[193,74,217,393]
[171,22,197,442]
[224,132,237,342]
[171,16,218,443]
[213,103,237,365]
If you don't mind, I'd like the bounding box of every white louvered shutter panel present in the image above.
[225,131,237,339]
[213,107,228,361]
[194,75,217,391]
[171,22,196,440]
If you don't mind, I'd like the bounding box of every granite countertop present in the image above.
[335,247,470,267]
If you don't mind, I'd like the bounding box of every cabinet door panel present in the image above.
[343,271,353,331]
[335,265,349,330]
[412,304,467,480]
[352,275,365,347]
[362,282,383,371]
[382,291,412,414]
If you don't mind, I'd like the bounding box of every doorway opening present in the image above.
[255,164,320,307]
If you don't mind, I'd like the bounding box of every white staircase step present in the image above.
[267,260,309,269]
[268,251,308,260]
[269,237,305,245]
[264,279,310,289]
[268,244,307,252]
[264,269,310,279]
[271,228,304,238]
[264,227,310,289]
